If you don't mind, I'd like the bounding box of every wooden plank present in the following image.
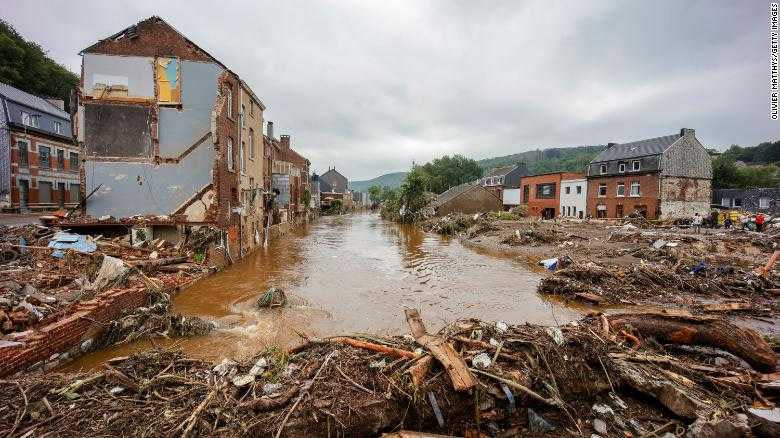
[404,309,476,391]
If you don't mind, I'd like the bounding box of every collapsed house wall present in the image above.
[659,177,711,219]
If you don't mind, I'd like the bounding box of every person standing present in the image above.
[692,212,703,233]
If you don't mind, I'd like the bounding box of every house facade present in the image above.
[319,167,348,209]
[0,82,81,211]
[586,129,712,220]
[237,81,266,252]
[714,188,780,215]
[559,178,587,219]
[520,172,583,219]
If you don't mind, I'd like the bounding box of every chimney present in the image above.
[680,128,695,137]
[267,121,274,139]
[46,98,65,111]
[280,135,290,149]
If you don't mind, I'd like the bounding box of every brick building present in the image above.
[586,129,712,220]
[74,16,310,257]
[520,172,584,219]
[0,82,81,211]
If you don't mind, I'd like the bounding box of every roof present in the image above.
[321,168,347,181]
[0,82,70,120]
[239,80,266,111]
[591,134,681,163]
[485,165,517,178]
[432,182,481,208]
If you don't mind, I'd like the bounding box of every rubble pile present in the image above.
[422,213,478,236]
[501,227,567,246]
[1,309,777,436]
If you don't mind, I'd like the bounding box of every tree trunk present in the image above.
[609,314,776,372]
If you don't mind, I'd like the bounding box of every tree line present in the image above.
[712,141,780,189]
[0,20,78,111]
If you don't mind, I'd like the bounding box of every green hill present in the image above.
[349,172,408,192]
[350,145,605,191]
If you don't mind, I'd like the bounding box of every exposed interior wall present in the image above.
[158,61,222,157]
[85,140,215,218]
[82,53,155,99]
[84,103,152,158]
[659,177,711,219]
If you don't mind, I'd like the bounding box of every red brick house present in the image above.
[0,82,81,211]
[586,129,712,220]
[520,172,584,218]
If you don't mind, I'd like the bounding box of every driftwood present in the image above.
[128,256,188,270]
[407,355,433,387]
[330,337,417,359]
[609,313,777,372]
[404,309,475,391]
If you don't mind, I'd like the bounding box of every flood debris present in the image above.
[1,307,776,436]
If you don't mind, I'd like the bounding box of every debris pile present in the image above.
[1,309,776,436]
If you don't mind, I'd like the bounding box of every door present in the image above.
[19,180,29,209]
[58,182,66,207]
[616,204,624,218]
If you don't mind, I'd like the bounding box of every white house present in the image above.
[560,178,587,219]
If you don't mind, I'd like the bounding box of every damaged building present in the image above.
[73,17,310,257]
[586,129,712,220]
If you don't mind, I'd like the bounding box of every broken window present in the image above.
[630,181,640,196]
[155,58,181,105]
[598,183,606,197]
[227,138,234,172]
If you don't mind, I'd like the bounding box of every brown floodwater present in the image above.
[63,213,581,370]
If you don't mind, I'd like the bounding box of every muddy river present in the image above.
[64,213,581,369]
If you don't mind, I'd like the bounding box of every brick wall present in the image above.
[0,285,148,377]
[520,172,583,217]
[587,173,661,219]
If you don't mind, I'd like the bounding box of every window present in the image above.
[535,183,556,199]
[578,210,583,219]
[226,89,233,118]
[498,177,503,185]
[250,100,254,116]
[21,111,39,128]
[759,197,770,208]
[619,163,626,173]
[70,152,79,170]
[155,57,181,104]
[573,206,577,216]
[57,149,65,170]
[53,121,62,134]
[241,105,245,129]
[240,141,246,174]
[616,182,625,197]
[565,186,571,194]
[249,128,255,159]
[522,185,530,202]
[630,181,640,196]
[576,185,582,194]
[39,145,51,168]
[598,183,607,197]
[227,138,234,171]
[734,198,742,207]
[596,205,607,218]
[17,140,28,167]
[632,160,641,171]
[721,197,731,207]
[600,164,607,174]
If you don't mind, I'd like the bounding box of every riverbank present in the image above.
[1,309,777,437]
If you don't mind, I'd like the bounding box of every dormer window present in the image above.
[632,160,641,171]
[53,121,62,134]
[599,164,607,174]
[618,163,626,173]
[21,111,39,128]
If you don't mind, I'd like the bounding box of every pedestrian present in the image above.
[756,213,765,232]
[724,216,732,229]
[692,212,703,233]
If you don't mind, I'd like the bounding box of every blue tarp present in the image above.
[47,232,97,258]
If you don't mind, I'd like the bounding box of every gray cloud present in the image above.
[4,0,777,179]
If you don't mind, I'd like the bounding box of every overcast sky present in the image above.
[5,1,778,180]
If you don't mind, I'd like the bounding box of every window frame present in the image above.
[599,164,607,174]
[240,140,246,174]
[57,149,65,170]
[632,160,641,171]
[17,139,29,168]
[618,162,626,173]
[598,183,607,197]
[565,186,571,195]
[226,89,233,119]
[249,128,255,159]
[576,185,582,194]
[38,144,52,169]
[616,182,625,197]
[53,121,62,135]
[535,183,556,199]
[69,151,79,170]
[226,138,234,172]
[629,181,640,197]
